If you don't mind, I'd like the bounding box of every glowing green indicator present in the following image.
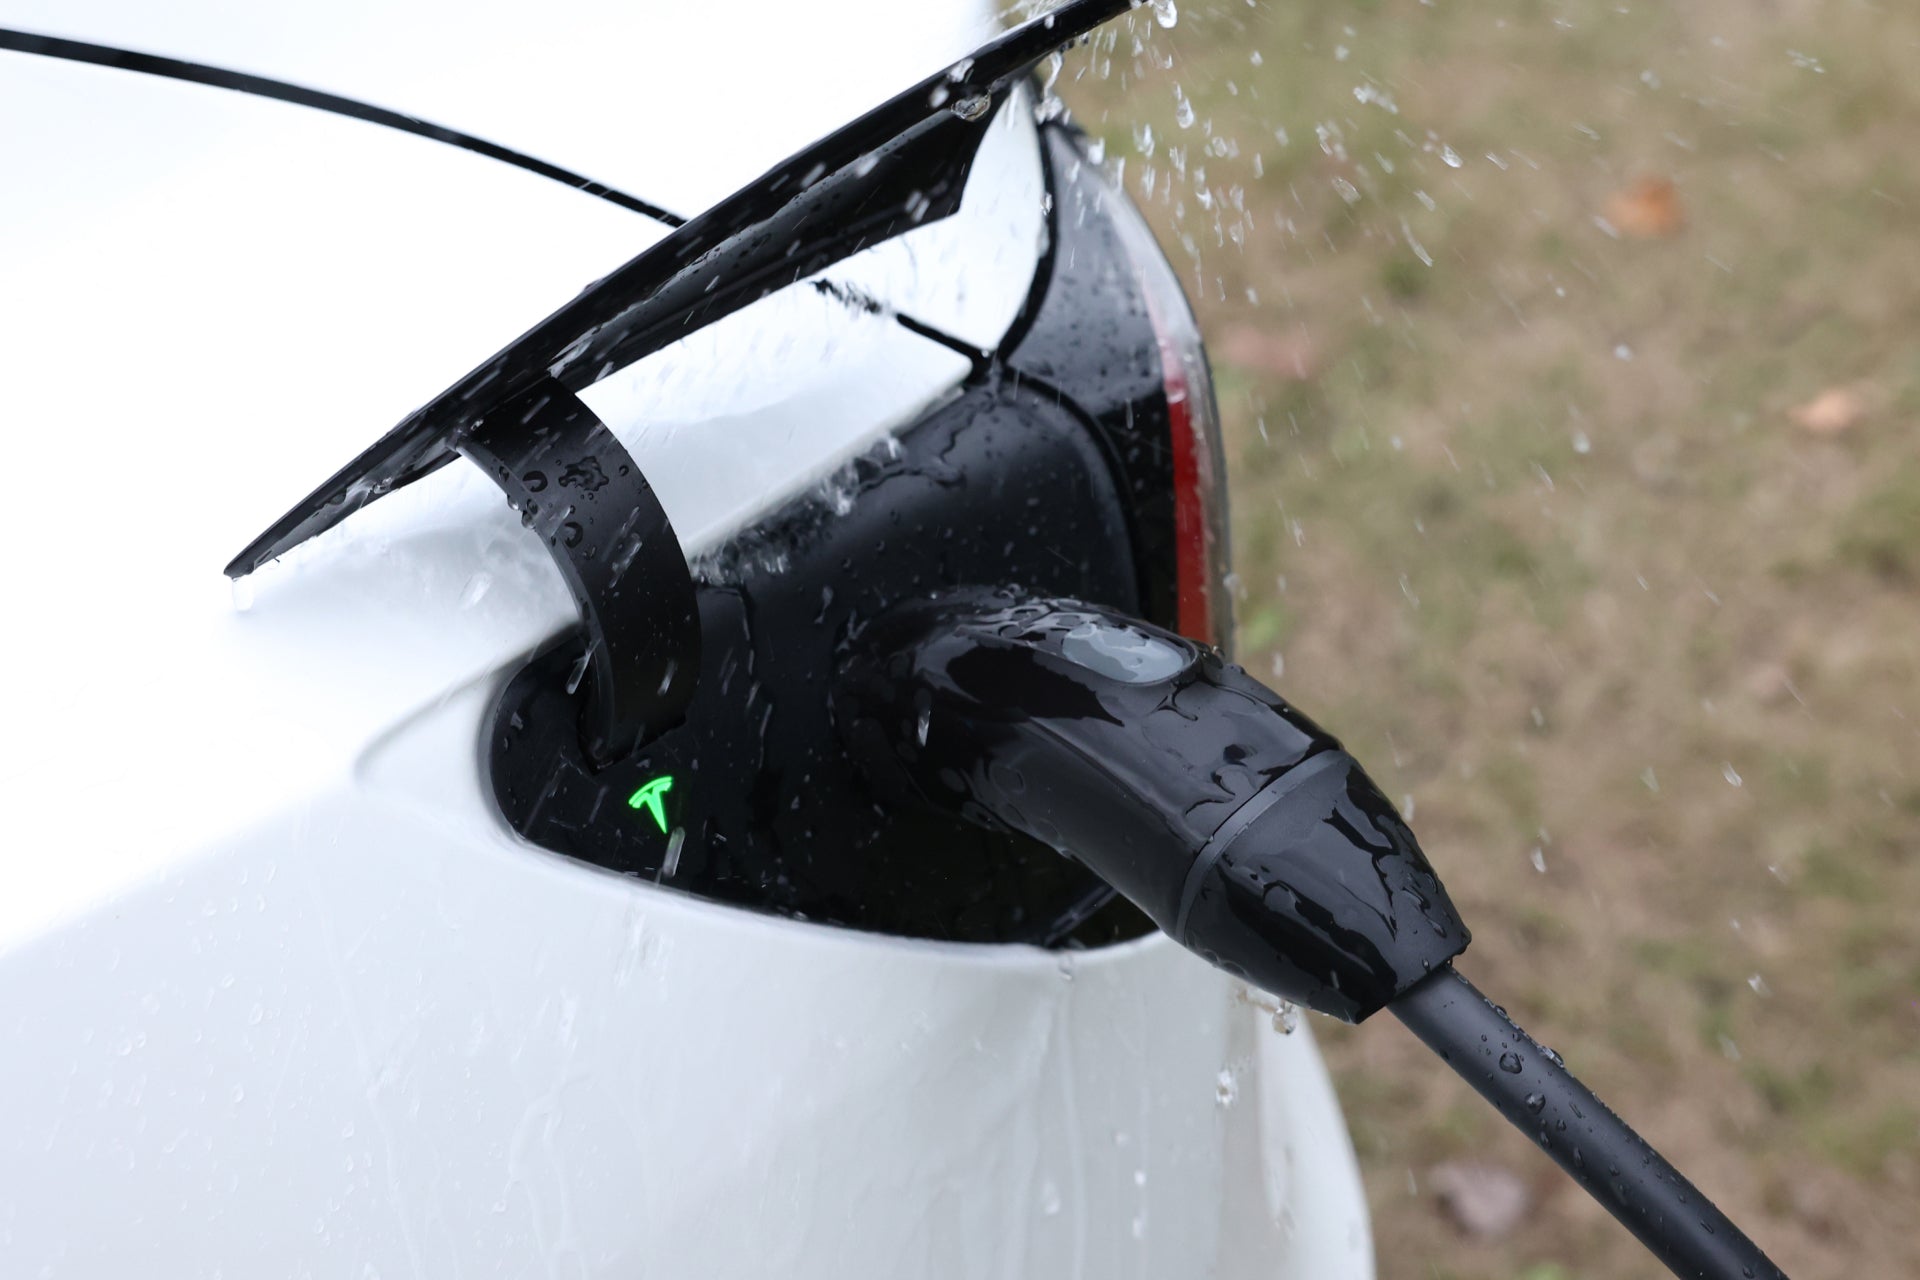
[628,776,675,834]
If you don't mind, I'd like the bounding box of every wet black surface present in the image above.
[836,589,1470,1020]
[489,383,1156,947]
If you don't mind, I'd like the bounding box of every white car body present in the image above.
[0,1,1374,1275]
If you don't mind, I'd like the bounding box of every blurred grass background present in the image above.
[1061,2,1918,1276]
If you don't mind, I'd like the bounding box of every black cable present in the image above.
[1392,964,1786,1280]
[0,27,686,227]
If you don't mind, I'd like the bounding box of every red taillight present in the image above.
[1113,191,1234,652]
[1162,339,1219,644]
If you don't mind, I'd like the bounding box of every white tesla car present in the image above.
[0,2,1374,1275]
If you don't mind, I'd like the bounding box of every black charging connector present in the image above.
[835,588,1787,1280]
[835,587,1470,1021]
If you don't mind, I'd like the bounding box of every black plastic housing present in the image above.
[488,383,1156,946]
[834,591,1471,1021]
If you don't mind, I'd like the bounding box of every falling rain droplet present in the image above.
[1151,0,1178,29]
[458,572,493,610]
[916,708,932,747]
[1440,144,1463,168]
[1722,762,1743,788]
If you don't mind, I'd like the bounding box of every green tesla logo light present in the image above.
[627,776,675,834]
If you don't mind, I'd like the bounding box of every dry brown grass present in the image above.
[1065,2,1920,1275]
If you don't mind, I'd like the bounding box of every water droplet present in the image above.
[1530,847,1548,874]
[1498,1050,1525,1074]
[230,577,254,613]
[1150,0,1178,29]
[1747,973,1771,997]
[916,708,932,747]
[1722,762,1743,788]
[1215,1068,1239,1107]
[949,93,992,122]
[1525,1091,1547,1113]
[1041,1179,1063,1216]
[1440,144,1463,168]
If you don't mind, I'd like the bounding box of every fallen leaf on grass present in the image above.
[1429,1161,1532,1239]
[1743,661,1796,706]
[1603,176,1686,238]
[1217,325,1322,381]
[1789,387,1867,436]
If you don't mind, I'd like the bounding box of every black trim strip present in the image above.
[0,27,686,228]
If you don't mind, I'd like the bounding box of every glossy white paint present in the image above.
[0,2,1374,1275]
